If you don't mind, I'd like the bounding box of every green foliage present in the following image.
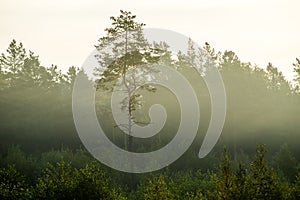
[95,10,160,90]
[184,190,207,200]
[4,145,39,180]
[272,143,298,182]
[94,10,163,190]
[40,148,92,168]
[40,147,92,170]
[266,62,291,93]
[40,148,74,169]
[0,144,299,199]
[0,39,26,78]
[246,144,284,200]
[0,165,32,199]
[35,161,76,199]
[73,162,126,199]
[0,39,80,154]
[293,58,300,92]
[293,173,300,199]
[235,161,247,199]
[1,11,300,172]
[143,176,175,200]
[1,10,300,200]
[35,161,125,200]
[211,148,238,200]
[171,170,212,198]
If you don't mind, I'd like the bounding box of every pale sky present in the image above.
[1,0,299,80]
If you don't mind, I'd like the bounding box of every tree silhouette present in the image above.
[94,10,161,189]
[293,58,300,92]
[266,62,290,93]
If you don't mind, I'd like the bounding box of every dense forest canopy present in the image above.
[1,10,300,199]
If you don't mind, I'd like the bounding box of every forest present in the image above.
[1,10,300,199]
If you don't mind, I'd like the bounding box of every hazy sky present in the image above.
[1,0,299,80]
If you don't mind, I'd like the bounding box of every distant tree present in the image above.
[94,10,161,188]
[40,148,74,169]
[152,41,173,66]
[0,40,26,75]
[202,42,221,65]
[0,58,6,89]
[0,39,72,90]
[175,39,207,72]
[187,38,196,65]
[221,50,240,68]
[45,65,67,88]
[219,51,245,162]
[266,62,290,93]
[94,10,160,148]
[0,39,26,87]
[66,66,79,86]
[272,143,298,182]
[4,145,38,181]
[293,58,300,92]
[21,51,43,86]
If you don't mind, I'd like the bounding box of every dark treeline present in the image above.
[1,144,300,199]
[1,10,300,199]
[0,40,80,154]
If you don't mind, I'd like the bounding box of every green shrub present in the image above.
[0,165,32,199]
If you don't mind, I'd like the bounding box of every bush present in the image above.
[143,176,175,200]
[245,144,285,200]
[73,161,126,199]
[0,165,32,199]
[35,161,125,200]
[35,161,75,200]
